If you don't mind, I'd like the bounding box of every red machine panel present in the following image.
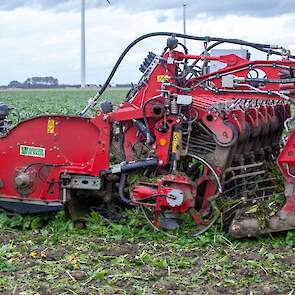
[0,115,107,203]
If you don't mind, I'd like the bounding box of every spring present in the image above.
[170,99,178,115]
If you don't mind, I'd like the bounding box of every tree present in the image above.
[8,80,22,88]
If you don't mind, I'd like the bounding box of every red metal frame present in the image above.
[1,48,295,224]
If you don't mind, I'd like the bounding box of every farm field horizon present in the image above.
[0,88,128,118]
[0,88,294,295]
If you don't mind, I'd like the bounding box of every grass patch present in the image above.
[0,208,294,294]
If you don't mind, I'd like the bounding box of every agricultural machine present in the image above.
[1,32,295,238]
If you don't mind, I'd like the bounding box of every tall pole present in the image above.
[81,0,86,88]
[183,3,186,46]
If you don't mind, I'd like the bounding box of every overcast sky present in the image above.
[1,0,295,85]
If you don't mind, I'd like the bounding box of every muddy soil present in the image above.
[0,228,294,295]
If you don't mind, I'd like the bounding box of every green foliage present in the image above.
[87,209,163,242]
[0,88,128,120]
[0,243,19,272]
[0,211,50,230]
[286,230,295,246]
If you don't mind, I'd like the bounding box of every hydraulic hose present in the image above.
[117,122,132,205]
[119,122,126,161]
[80,32,290,116]
[186,39,290,77]
[118,173,133,206]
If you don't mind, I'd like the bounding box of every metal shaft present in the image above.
[183,3,186,46]
[81,0,86,88]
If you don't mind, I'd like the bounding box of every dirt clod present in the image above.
[45,249,66,261]
[71,270,87,280]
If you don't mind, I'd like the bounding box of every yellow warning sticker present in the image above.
[157,75,170,82]
[47,119,55,134]
[172,131,180,153]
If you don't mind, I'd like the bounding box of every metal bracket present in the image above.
[62,174,102,190]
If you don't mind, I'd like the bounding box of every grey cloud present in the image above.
[156,15,169,23]
[0,0,62,10]
[1,0,295,18]
[112,0,295,18]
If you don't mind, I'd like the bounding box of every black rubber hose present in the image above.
[118,122,132,205]
[186,41,225,75]
[186,38,295,79]
[177,41,188,54]
[118,173,133,205]
[83,31,289,114]
[119,122,126,161]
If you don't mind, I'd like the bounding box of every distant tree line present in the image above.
[8,76,59,89]
[0,77,132,89]
[115,83,132,88]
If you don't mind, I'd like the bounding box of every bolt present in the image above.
[232,224,240,233]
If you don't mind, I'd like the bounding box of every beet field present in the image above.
[0,88,294,295]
